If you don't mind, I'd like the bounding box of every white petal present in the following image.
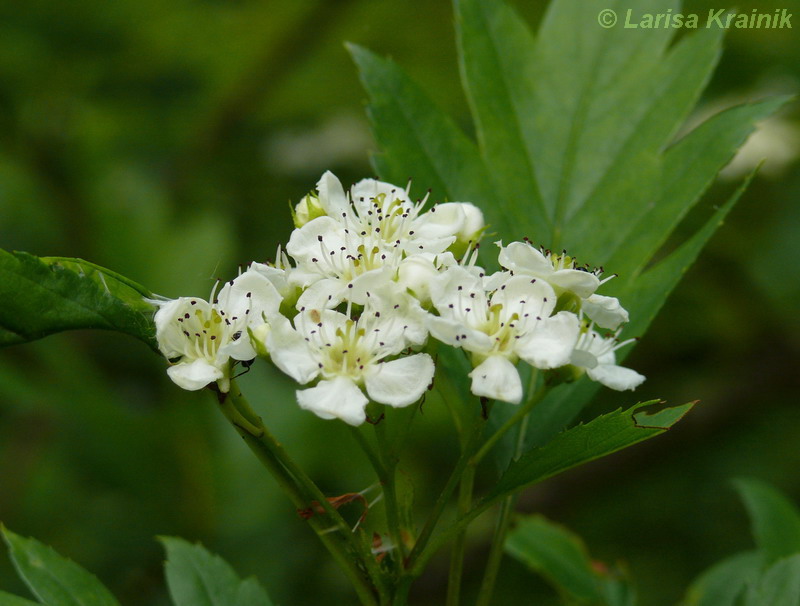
[497,241,552,274]
[154,298,192,358]
[265,316,320,384]
[316,171,349,216]
[350,178,410,216]
[286,216,346,263]
[365,354,434,407]
[427,315,494,353]
[167,359,224,391]
[587,364,645,391]
[398,254,439,303]
[414,203,465,240]
[296,278,344,310]
[490,274,556,319]
[582,294,629,330]
[297,377,369,426]
[468,355,523,404]
[218,269,282,323]
[217,334,257,362]
[516,312,580,369]
[549,269,600,299]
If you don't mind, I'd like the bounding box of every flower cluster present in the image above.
[154,172,644,425]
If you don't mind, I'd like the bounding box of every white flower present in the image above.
[569,327,645,391]
[428,266,579,404]
[266,305,433,425]
[495,241,628,329]
[155,270,282,392]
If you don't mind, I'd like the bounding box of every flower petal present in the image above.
[582,294,629,330]
[516,311,580,369]
[316,170,349,216]
[266,316,320,384]
[365,354,434,408]
[587,364,645,391]
[167,358,224,391]
[549,269,600,299]
[427,315,494,353]
[297,377,369,426]
[497,241,552,274]
[468,355,523,404]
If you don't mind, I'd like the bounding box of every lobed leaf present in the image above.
[2,528,120,606]
[483,400,694,504]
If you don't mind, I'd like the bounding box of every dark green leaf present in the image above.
[2,528,120,606]
[506,514,604,603]
[0,251,157,352]
[734,478,800,564]
[161,537,274,606]
[0,591,40,606]
[683,551,763,606]
[484,400,694,503]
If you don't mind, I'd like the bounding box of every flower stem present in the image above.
[475,374,542,606]
[470,379,547,467]
[218,383,383,605]
[445,463,476,606]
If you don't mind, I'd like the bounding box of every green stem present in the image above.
[405,410,486,572]
[374,419,406,564]
[471,381,547,467]
[218,383,383,605]
[476,373,543,606]
[445,463,476,606]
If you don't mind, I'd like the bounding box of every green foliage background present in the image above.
[0,0,797,604]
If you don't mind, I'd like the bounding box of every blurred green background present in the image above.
[0,0,798,604]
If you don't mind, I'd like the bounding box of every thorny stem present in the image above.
[218,382,384,606]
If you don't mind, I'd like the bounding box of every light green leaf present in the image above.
[506,514,604,603]
[682,551,763,606]
[2,528,120,606]
[0,251,157,352]
[744,554,800,606]
[484,400,694,503]
[733,477,800,564]
[160,537,274,606]
[0,591,40,606]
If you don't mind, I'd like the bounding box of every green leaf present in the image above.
[160,537,274,606]
[506,514,604,603]
[0,591,40,606]
[454,0,548,233]
[683,551,763,606]
[0,251,157,352]
[744,554,800,606]
[346,43,499,229]
[484,400,694,504]
[733,477,800,564]
[607,96,793,282]
[353,0,787,456]
[507,515,636,606]
[2,527,120,606]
